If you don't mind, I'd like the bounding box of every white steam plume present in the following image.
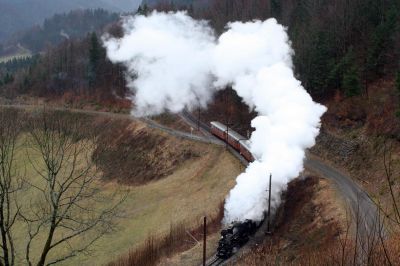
[104,12,216,115]
[103,11,327,224]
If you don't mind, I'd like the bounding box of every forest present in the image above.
[2,9,119,54]
[0,0,399,112]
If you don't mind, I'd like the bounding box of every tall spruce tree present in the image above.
[366,5,399,79]
[396,68,400,117]
[343,65,361,97]
[396,67,400,92]
[271,0,282,19]
[88,32,101,88]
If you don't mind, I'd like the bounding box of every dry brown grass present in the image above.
[236,237,400,265]
[150,112,200,134]
[92,117,209,185]
[235,176,345,265]
[109,203,224,266]
[311,77,400,229]
[0,107,243,265]
[235,173,400,266]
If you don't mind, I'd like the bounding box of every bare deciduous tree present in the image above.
[21,111,126,266]
[383,139,400,224]
[0,108,23,266]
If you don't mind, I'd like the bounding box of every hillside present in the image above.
[1,0,398,112]
[0,107,243,265]
[141,0,209,8]
[5,9,119,53]
[0,1,399,265]
[0,0,140,43]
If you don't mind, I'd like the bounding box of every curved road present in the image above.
[305,157,383,238]
[179,110,383,240]
[1,104,383,254]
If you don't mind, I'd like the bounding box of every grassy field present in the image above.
[8,115,243,265]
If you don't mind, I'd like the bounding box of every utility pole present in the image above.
[203,216,207,266]
[197,106,201,131]
[267,174,272,234]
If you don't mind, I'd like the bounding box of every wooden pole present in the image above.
[267,174,272,233]
[203,216,207,266]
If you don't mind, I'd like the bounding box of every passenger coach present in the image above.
[210,121,254,162]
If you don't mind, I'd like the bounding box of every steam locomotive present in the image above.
[209,121,261,259]
[216,219,259,259]
[210,121,254,162]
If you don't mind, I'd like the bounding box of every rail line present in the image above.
[207,256,224,266]
[1,104,384,261]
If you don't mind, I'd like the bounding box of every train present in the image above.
[216,219,259,259]
[210,121,254,162]
[210,121,261,260]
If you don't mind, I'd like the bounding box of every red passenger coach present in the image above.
[210,121,255,163]
[210,121,228,141]
[239,140,255,162]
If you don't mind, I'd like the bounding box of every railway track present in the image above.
[206,256,225,266]
[1,104,384,261]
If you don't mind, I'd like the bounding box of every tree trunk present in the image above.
[36,222,56,266]
[0,205,10,266]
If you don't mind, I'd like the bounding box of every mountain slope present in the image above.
[141,0,209,8]
[103,0,141,11]
[0,0,139,42]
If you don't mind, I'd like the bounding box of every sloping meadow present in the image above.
[0,107,241,265]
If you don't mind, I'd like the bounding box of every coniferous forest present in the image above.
[0,0,399,108]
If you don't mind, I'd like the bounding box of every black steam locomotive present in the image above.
[216,219,259,259]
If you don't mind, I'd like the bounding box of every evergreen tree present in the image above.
[271,0,282,19]
[137,4,149,15]
[396,68,400,93]
[306,31,333,96]
[396,68,400,117]
[137,5,143,14]
[366,6,399,79]
[343,65,361,97]
[188,3,194,16]
[2,73,14,85]
[88,32,101,88]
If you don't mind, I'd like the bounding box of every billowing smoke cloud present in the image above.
[104,12,216,115]
[104,11,327,223]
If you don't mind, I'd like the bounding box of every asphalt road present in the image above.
[305,157,383,238]
[1,104,383,260]
[178,110,384,263]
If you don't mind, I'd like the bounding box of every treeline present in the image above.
[0,31,129,111]
[2,1,399,111]
[150,0,400,98]
[10,9,119,53]
[208,0,400,98]
[0,56,37,86]
[0,56,38,74]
